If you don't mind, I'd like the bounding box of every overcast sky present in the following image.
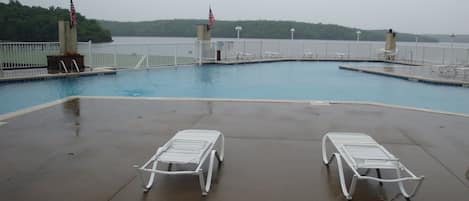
[3,0,468,34]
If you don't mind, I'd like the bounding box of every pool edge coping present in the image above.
[1,96,468,121]
[0,96,77,121]
[339,65,469,87]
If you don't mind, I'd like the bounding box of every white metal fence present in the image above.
[2,40,469,77]
[0,42,60,68]
[77,41,199,68]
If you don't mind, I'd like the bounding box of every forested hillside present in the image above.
[100,19,438,42]
[0,1,112,42]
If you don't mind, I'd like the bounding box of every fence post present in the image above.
[325,42,329,58]
[347,43,351,59]
[198,41,202,65]
[260,40,263,59]
[113,44,117,67]
[369,43,373,60]
[146,45,150,68]
[302,42,305,58]
[410,51,413,64]
[442,48,446,65]
[243,40,246,56]
[277,41,281,58]
[213,42,217,61]
[422,46,425,64]
[174,45,178,66]
[88,40,93,70]
[466,49,469,65]
[0,45,3,77]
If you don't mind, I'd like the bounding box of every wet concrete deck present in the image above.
[0,97,468,201]
[340,65,469,87]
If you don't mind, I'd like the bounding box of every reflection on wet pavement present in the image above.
[0,98,468,201]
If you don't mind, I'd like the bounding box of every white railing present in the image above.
[77,42,199,69]
[0,42,60,70]
[2,40,469,78]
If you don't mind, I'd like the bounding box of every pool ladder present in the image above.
[59,59,80,73]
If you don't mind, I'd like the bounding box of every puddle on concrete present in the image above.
[62,99,81,136]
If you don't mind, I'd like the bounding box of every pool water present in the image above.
[1,61,469,114]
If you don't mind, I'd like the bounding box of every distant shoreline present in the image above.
[108,36,469,48]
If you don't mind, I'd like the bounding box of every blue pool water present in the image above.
[1,61,469,115]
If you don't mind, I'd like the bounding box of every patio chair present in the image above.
[322,132,424,200]
[135,129,224,196]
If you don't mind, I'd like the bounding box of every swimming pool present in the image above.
[1,61,469,115]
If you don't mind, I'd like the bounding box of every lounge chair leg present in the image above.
[333,153,358,200]
[215,152,223,165]
[322,134,337,166]
[144,160,159,192]
[396,169,425,199]
[198,171,208,196]
[198,150,218,196]
[134,165,148,192]
[219,134,225,162]
[376,169,383,186]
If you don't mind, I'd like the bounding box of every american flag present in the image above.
[208,6,214,29]
[70,0,77,27]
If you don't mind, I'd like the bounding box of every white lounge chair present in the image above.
[322,132,424,200]
[135,129,224,195]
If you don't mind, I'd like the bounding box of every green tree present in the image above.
[0,1,112,42]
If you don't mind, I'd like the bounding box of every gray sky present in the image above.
[4,0,469,34]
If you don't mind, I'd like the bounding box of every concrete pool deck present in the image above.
[340,65,469,87]
[0,97,468,201]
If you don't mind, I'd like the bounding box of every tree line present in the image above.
[0,1,112,43]
[99,19,438,42]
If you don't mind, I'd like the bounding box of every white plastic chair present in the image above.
[322,132,424,200]
[135,129,224,196]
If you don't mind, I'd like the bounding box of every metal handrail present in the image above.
[134,55,147,69]
[59,60,68,73]
[71,59,80,72]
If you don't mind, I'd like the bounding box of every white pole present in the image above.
[347,43,351,59]
[198,41,202,65]
[450,33,455,65]
[442,48,446,64]
[174,45,177,66]
[414,36,418,64]
[88,40,93,70]
[113,44,117,67]
[260,40,263,59]
[422,46,425,64]
[466,49,469,65]
[0,47,3,77]
[356,31,361,42]
[146,45,150,68]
